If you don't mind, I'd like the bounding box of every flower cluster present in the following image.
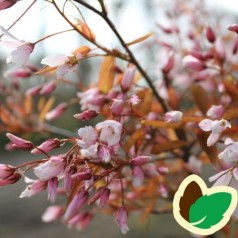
[2,0,238,237]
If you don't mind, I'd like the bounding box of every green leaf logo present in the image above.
[173,175,237,236]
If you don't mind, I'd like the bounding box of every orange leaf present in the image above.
[223,80,238,101]
[98,56,116,94]
[35,66,57,75]
[152,140,190,154]
[192,84,211,115]
[75,20,96,41]
[24,96,33,114]
[136,89,153,115]
[126,33,153,46]
[223,107,238,120]
[39,97,55,121]
[124,129,145,152]
[197,131,217,164]
[141,120,183,129]
[72,45,91,56]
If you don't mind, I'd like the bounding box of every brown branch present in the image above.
[72,0,168,112]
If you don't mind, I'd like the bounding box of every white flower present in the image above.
[199,119,231,146]
[77,126,98,149]
[164,110,183,123]
[96,120,122,146]
[219,138,238,162]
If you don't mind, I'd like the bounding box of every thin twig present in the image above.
[72,0,168,112]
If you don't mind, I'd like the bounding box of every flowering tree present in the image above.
[1,0,238,237]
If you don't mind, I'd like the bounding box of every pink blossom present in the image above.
[25,85,42,96]
[164,110,183,123]
[20,179,47,198]
[77,88,103,111]
[206,105,225,119]
[199,119,231,146]
[6,133,34,150]
[77,126,98,149]
[131,156,151,166]
[97,145,111,163]
[45,103,67,121]
[0,164,15,179]
[0,173,21,186]
[127,95,141,106]
[88,187,110,207]
[31,139,61,154]
[96,120,122,146]
[162,51,174,73]
[228,24,238,33]
[111,99,124,116]
[121,65,136,91]
[40,81,57,95]
[42,206,63,222]
[115,206,129,234]
[47,177,58,203]
[209,168,238,190]
[206,26,216,43]
[41,53,82,78]
[34,156,65,181]
[66,212,93,230]
[218,138,238,162]
[71,171,92,180]
[132,166,144,187]
[64,190,89,220]
[183,55,206,71]
[0,0,18,10]
[74,110,98,121]
[215,38,226,60]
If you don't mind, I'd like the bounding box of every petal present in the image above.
[207,132,220,146]
[41,55,68,67]
[199,119,213,131]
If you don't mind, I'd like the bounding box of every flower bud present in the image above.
[111,99,124,116]
[47,177,58,203]
[115,206,129,234]
[71,171,92,180]
[164,110,183,123]
[0,164,15,179]
[42,206,63,222]
[25,85,42,96]
[6,133,34,150]
[131,156,151,166]
[31,139,61,154]
[88,187,110,207]
[0,172,21,186]
[64,190,89,220]
[183,55,206,71]
[121,66,136,92]
[0,0,18,10]
[206,26,216,43]
[74,110,98,121]
[40,81,57,95]
[162,51,174,73]
[228,24,238,33]
[45,103,67,121]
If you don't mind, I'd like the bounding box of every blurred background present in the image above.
[1,0,238,237]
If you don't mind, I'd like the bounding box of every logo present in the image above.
[173,175,237,235]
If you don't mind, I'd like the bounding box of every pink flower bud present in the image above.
[47,177,58,203]
[0,164,15,179]
[215,38,226,60]
[5,67,33,78]
[206,105,225,119]
[31,139,61,154]
[183,55,206,71]
[71,171,92,180]
[64,166,76,194]
[98,145,111,163]
[45,103,67,121]
[162,51,174,73]
[111,99,124,116]
[34,156,65,181]
[88,187,110,207]
[228,24,238,33]
[121,66,136,92]
[25,85,42,96]
[74,110,98,120]
[232,37,238,54]
[40,81,57,95]
[0,173,21,186]
[132,166,144,187]
[115,206,129,234]
[164,110,183,123]
[67,212,93,230]
[20,180,47,198]
[158,184,168,198]
[64,190,89,220]
[0,0,18,10]
[6,133,34,150]
[206,26,216,43]
[42,205,63,222]
[131,156,151,166]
